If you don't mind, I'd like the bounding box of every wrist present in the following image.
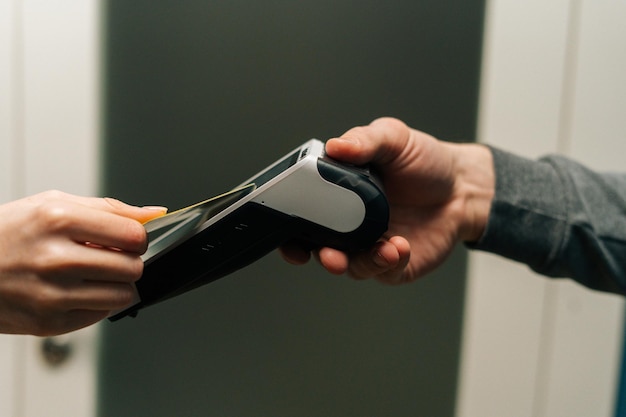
[447,142,495,242]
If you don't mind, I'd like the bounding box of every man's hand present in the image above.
[280,117,494,284]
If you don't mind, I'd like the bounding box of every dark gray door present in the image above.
[98,1,485,416]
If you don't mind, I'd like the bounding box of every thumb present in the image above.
[326,117,411,166]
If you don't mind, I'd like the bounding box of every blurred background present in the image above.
[1,1,625,417]
[98,1,483,416]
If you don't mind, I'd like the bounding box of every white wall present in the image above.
[0,0,102,416]
[1,2,25,415]
[457,1,626,416]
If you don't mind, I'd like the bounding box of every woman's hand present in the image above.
[0,190,166,336]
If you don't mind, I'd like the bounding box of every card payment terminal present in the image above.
[109,139,389,320]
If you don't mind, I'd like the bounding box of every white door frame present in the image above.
[0,1,102,416]
[457,1,626,416]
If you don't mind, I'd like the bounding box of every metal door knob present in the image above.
[41,336,73,367]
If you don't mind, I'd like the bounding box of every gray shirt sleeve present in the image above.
[469,147,626,295]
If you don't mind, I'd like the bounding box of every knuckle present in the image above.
[375,116,406,130]
[38,189,69,201]
[103,196,123,207]
[33,241,71,272]
[34,201,75,233]
[112,283,136,306]
[348,125,369,138]
[35,284,65,310]
[127,257,145,281]
[124,221,148,253]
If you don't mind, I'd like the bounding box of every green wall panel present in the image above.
[98,1,485,416]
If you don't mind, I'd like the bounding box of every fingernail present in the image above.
[332,137,357,145]
[373,251,390,268]
[143,206,168,213]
